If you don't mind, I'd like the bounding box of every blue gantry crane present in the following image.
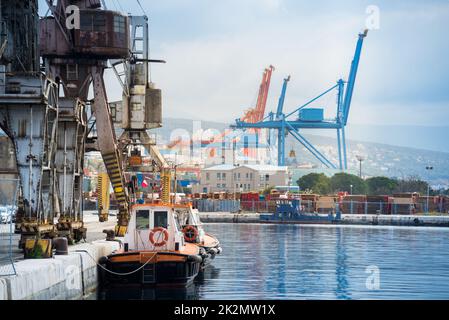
[232,30,368,169]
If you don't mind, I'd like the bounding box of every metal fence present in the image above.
[0,179,19,276]
[192,198,449,215]
[192,199,240,213]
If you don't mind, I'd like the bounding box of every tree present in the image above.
[296,173,331,195]
[261,186,275,196]
[395,176,429,195]
[366,176,398,195]
[330,172,367,194]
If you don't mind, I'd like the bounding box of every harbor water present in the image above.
[95,223,449,300]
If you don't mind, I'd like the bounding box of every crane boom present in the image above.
[232,31,369,170]
[91,66,129,235]
[255,65,275,122]
[276,76,290,119]
[342,29,368,125]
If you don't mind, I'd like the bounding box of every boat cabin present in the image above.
[124,204,186,251]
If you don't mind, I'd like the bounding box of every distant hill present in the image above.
[155,118,449,187]
[2,118,448,187]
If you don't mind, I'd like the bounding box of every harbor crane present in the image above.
[0,0,137,248]
[166,66,275,163]
[108,15,172,208]
[232,30,368,169]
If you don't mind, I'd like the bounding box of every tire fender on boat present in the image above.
[187,254,203,263]
[208,247,218,256]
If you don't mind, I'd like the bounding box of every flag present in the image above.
[141,179,148,188]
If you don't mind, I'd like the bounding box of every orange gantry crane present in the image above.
[167,66,275,160]
[241,65,275,124]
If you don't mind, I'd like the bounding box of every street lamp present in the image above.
[356,155,365,178]
[288,171,292,194]
[350,184,353,195]
[425,166,434,214]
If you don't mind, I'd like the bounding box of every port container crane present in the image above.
[0,0,61,248]
[232,30,368,169]
[39,0,135,237]
[109,15,172,206]
[0,0,135,246]
[166,66,275,163]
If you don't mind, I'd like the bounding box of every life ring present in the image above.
[149,227,169,247]
[182,225,198,243]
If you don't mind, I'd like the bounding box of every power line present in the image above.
[116,0,124,13]
[136,0,148,16]
[110,0,118,11]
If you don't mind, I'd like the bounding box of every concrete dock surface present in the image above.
[0,211,117,268]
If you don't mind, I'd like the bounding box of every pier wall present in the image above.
[199,212,260,223]
[340,214,449,227]
[0,278,7,300]
[0,240,120,300]
[199,212,449,227]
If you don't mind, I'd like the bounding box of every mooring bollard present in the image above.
[53,237,69,255]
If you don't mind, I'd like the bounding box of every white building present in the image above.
[194,164,289,193]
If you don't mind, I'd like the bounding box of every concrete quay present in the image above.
[0,240,120,300]
[199,212,449,227]
[0,211,120,300]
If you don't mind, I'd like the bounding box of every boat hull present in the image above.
[99,251,202,286]
[260,219,336,225]
[260,213,340,225]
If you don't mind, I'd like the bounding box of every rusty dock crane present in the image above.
[40,0,132,237]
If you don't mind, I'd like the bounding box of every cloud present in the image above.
[38,0,449,127]
[144,1,449,126]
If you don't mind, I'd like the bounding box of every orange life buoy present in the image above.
[149,227,169,247]
[182,225,198,243]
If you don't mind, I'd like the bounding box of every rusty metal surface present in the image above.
[0,0,40,73]
[40,10,129,59]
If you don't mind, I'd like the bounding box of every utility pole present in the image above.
[425,166,434,214]
[356,155,365,178]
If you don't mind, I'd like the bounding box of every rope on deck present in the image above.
[75,249,156,276]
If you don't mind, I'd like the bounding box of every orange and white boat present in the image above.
[99,203,203,286]
[175,206,222,268]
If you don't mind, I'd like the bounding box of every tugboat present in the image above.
[260,199,341,224]
[99,204,203,286]
[175,205,222,268]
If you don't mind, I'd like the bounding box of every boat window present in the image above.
[136,210,149,230]
[154,211,168,228]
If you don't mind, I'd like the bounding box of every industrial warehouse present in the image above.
[1,0,449,308]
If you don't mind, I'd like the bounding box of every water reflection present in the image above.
[195,265,221,286]
[97,284,200,300]
[97,265,221,300]
[335,227,350,299]
[96,224,449,300]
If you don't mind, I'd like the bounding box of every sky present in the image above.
[37,0,449,127]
